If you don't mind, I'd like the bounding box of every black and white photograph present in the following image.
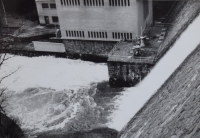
[1,0,200,137]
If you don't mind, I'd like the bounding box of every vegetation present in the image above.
[0,14,24,138]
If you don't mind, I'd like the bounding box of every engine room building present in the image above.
[35,0,153,42]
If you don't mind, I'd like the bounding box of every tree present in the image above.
[0,14,24,138]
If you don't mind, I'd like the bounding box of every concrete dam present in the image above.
[118,0,200,138]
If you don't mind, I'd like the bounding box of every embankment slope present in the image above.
[118,0,200,138]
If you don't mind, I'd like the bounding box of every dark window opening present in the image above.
[121,33,123,38]
[127,33,129,39]
[91,32,93,38]
[80,31,82,37]
[93,0,95,6]
[121,0,123,6]
[82,31,85,37]
[112,32,114,39]
[71,31,74,37]
[124,0,126,6]
[94,32,96,38]
[69,31,71,37]
[128,0,130,6]
[96,0,98,6]
[118,33,120,39]
[88,32,90,38]
[102,0,104,6]
[78,0,80,5]
[74,31,76,37]
[42,3,49,8]
[77,31,79,37]
[69,0,71,5]
[50,3,56,8]
[115,33,117,39]
[109,0,111,6]
[105,32,107,38]
[84,0,86,5]
[52,16,59,22]
[115,0,117,6]
[61,0,63,5]
[130,33,132,39]
[102,32,104,38]
[97,32,99,38]
[66,31,68,36]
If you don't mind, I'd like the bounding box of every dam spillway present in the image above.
[109,4,200,133]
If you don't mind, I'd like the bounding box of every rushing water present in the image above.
[1,56,121,134]
[110,13,200,131]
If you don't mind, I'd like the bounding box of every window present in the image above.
[118,0,120,6]
[82,31,85,37]
[77,31,79,37]
[50,3,56,8]
[97,32,99,38]
[66,31,68,36]
[91,32,93,38]
[88,32,90,38]
[52,16,59,22]
[61,0,63,5]
[42,3,49,8]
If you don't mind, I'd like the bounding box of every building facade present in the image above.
[35,0,59,25]
[35,0,153,41]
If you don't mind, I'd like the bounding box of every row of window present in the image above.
[112,32,133,40]
[109,0,130,6]
[84,0,104,6]
[66,30,85,37]
[60,0,130,6]
[61,0,80,6]
[42,3,56,9]
[88,31,107,38]
[65,31,132,39]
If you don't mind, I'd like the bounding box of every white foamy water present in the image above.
[0,56,108,92]
[110,13,200,131]
[0,56,109,133]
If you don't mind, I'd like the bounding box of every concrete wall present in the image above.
[33,41,66,52]
[35,0,59,25]
[55,0,138,41]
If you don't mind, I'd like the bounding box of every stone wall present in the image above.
[108,62,153,87]
[63,40,116,55]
